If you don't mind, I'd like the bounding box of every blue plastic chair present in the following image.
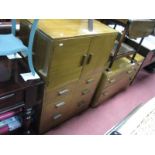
[0,19,39,76]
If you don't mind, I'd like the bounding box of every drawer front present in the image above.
[44,97,75,114]
[39,102,75,133]
[92,74,130,107]
[103,71,128,88]
[0,91,24,109]
[44,81,77,105]
[79,73,101,89]
[103,63,138,88]
[75,97,92,114]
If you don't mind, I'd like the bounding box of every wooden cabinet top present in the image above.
[27,19,117,39]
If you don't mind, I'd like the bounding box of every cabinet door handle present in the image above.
[82,89,90,95]
[86,78,94,84]
[87,53,93,64]
[58,89,69,96]
[0,93,15,100]
[53,113,62,120]
[55,101,65,108]
[80,54,88,66]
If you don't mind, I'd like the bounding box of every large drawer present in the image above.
[79,73,101,88]
[91,74,130,107]
[103,64,138,88]
[39,101,75,133]
[44,81,77,105]
[0,91,24,110]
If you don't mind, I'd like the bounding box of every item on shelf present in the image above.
[0,125,9,134]
[0,109,21,121]
[0,116,22,134]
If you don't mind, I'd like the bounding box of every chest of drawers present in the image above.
[91,54,144,107]
[19,20,117,133]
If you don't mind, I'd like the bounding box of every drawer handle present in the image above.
[86,78,94,84]
[0,93,15,100]
[78,101,86,107]
[58,89,69,96]
[108,79,116,83]
[102,92,108,96]
[55,101,65,108]
[82,89,90,95]
[53,114,62,120]
[127,70,133,74]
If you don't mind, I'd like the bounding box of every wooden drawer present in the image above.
[39,101,75,133]
[91,74,130,107]
[43,95,75,114]
[103,71,126,88]
[44,81,77,105]
[0,91,24,109]
[79,73,101,88]
[74,96,92,114]
[103,64,137,88]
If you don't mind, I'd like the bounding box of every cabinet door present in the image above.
[81,33,117,78]
[48,37,91,88]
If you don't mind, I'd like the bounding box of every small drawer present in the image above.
[42,97,76,119]
[0,91,24,109]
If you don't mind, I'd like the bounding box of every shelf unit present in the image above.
[0,57,44,135]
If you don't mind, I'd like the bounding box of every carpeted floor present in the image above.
[46,70,155,135]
